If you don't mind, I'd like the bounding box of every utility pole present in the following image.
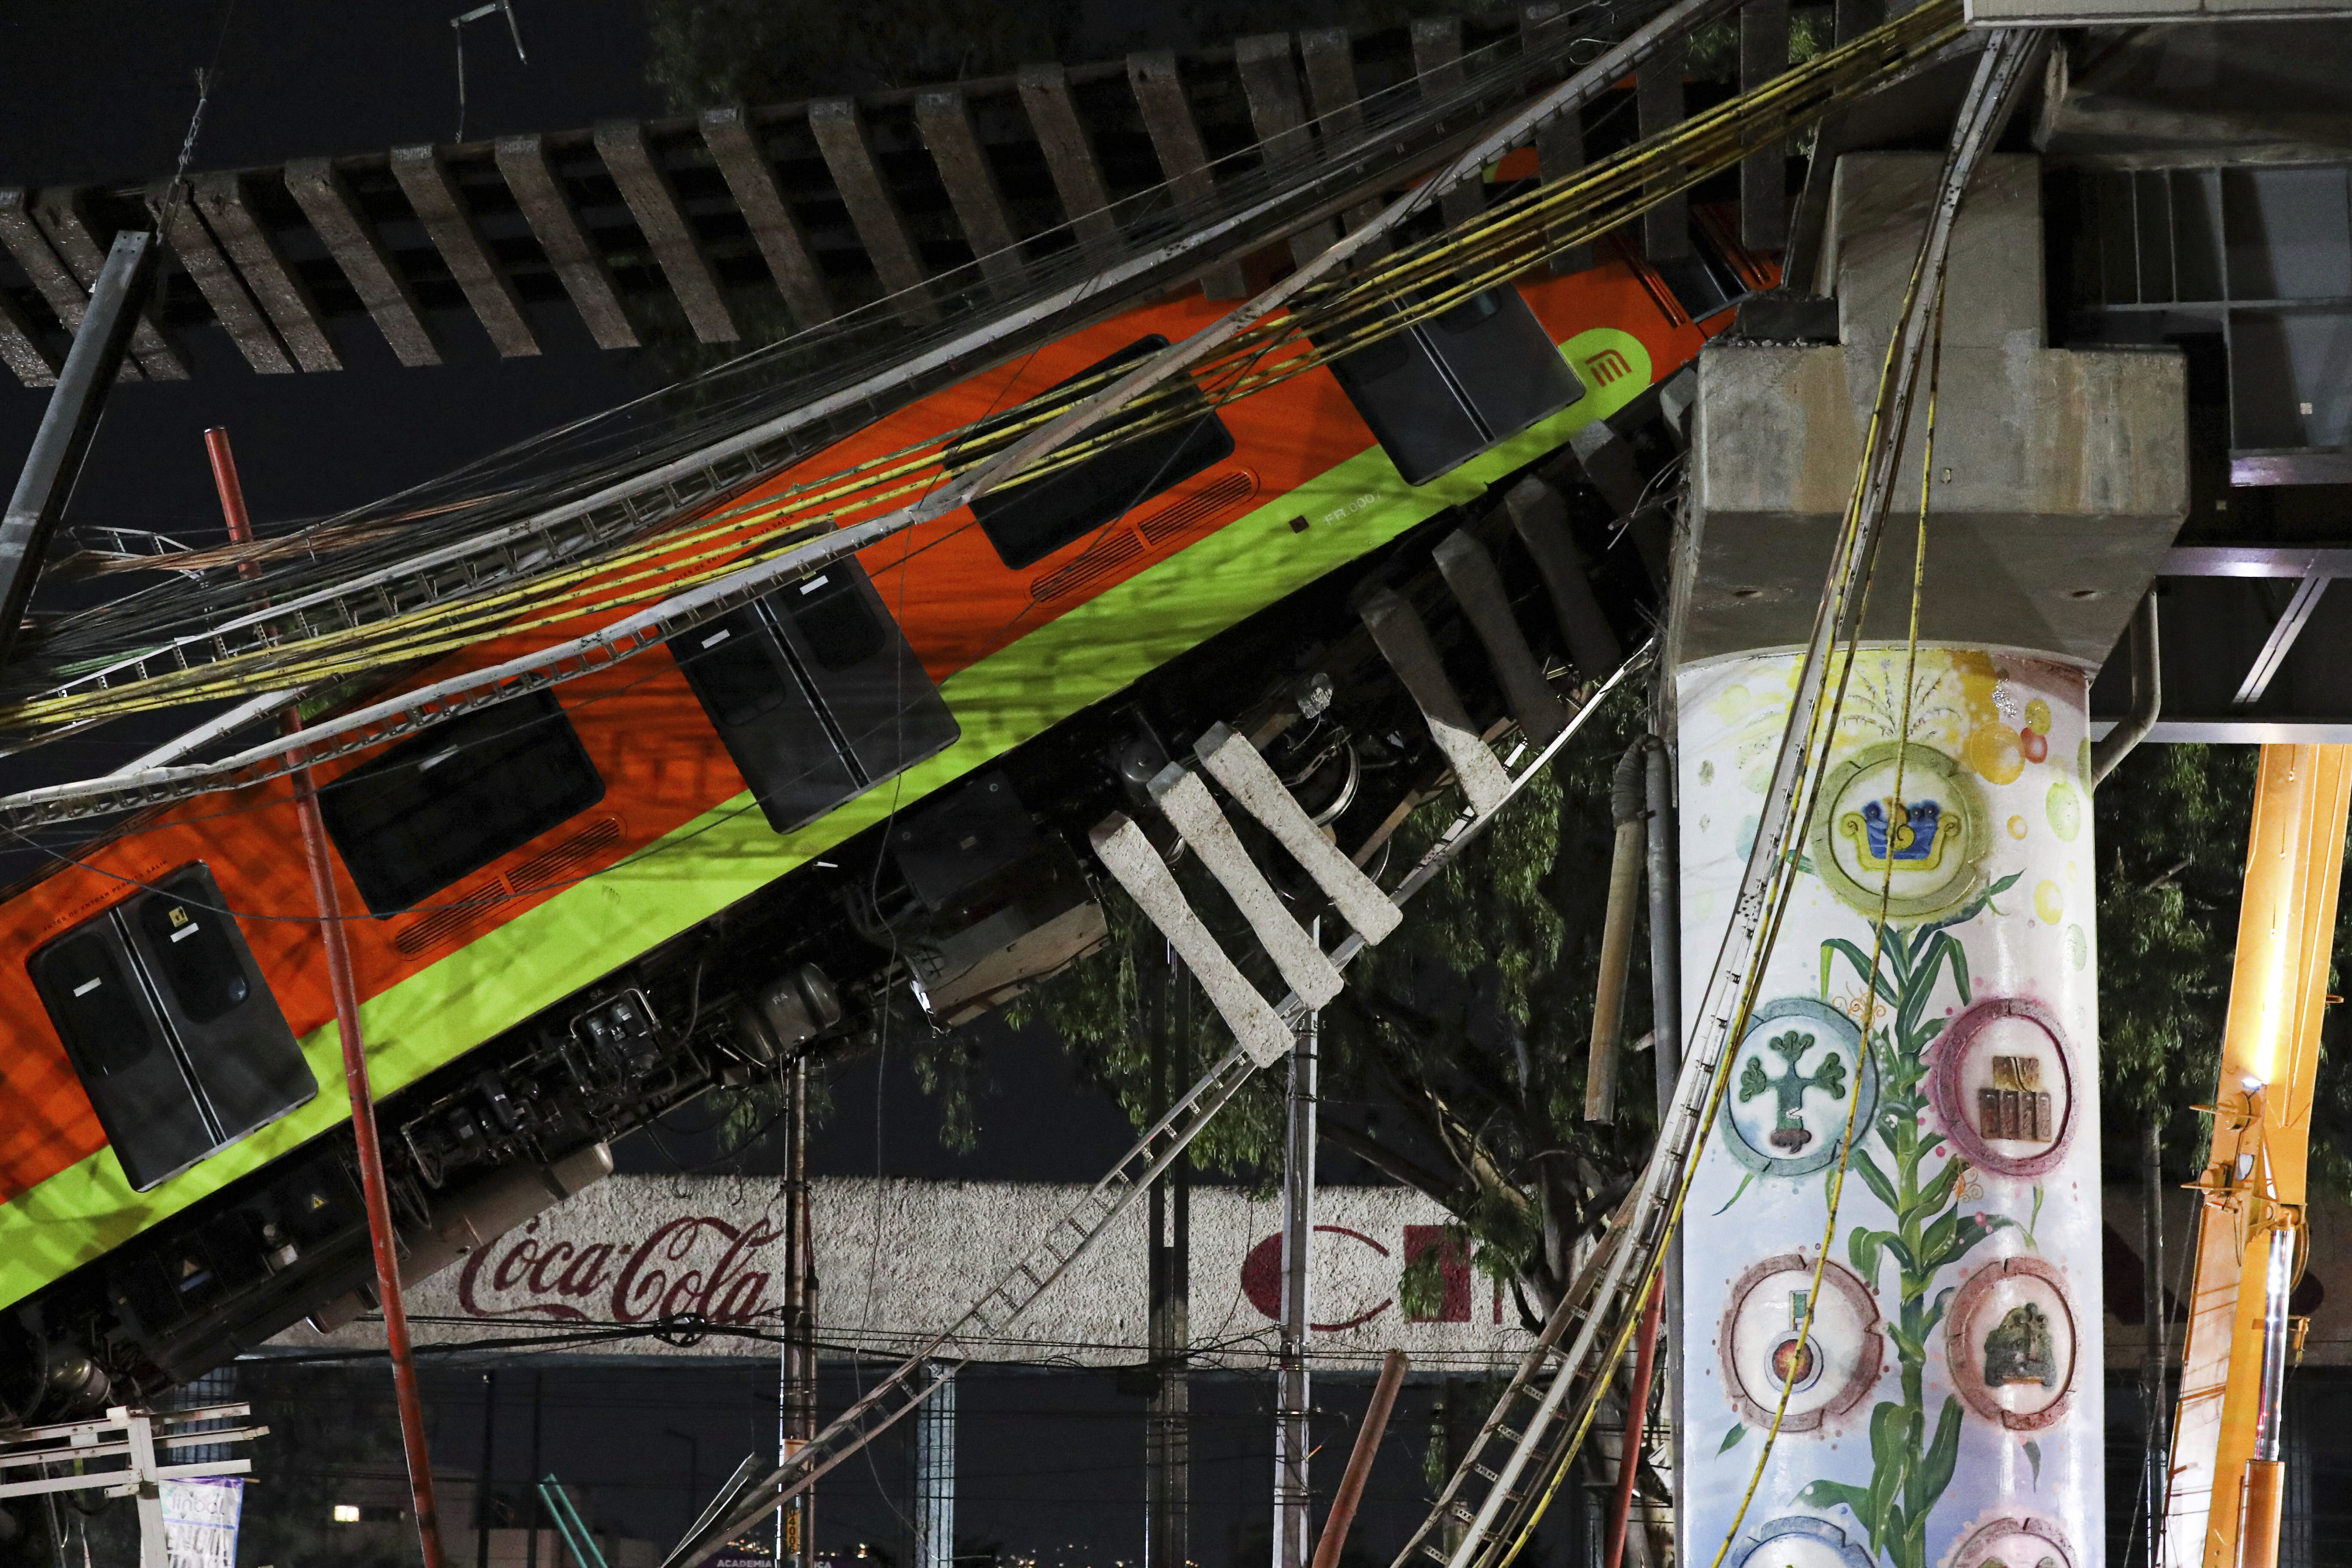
[2143,1112,2169,1568]
[1274,934,1318,1568]
[207,428,446,1568]
[1147,949,1192,1568]
[779,1054,817,1568]
[913,1363,955,1568]
[0,231,157,674]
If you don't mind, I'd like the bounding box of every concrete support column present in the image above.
[1671,153,2185,1568]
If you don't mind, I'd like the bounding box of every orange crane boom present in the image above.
[2163,745,2352,1568]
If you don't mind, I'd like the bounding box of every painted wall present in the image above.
[1675,644,2103,1568]
[276,1175,1530,1371]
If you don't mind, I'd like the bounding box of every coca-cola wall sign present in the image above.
[279,1176,1532,1369]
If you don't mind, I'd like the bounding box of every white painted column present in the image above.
[1675,645,2103,1568]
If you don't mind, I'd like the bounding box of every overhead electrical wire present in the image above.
[0,0,1963,757]
[6,0,1638,699]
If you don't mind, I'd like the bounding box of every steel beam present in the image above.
[700,107,834,329]
[914,89,1026,294]
[151,183,294,374]
[1017,64,1118,248]
[807,99,935,318]
[0,233,155,673]
[284,157,441,367]
[495,133,639,350]
[391,145,539,357]
[31,191,185,379]
[594,119,739,344]
[190,172,343,372]
[2234,574,2331,708]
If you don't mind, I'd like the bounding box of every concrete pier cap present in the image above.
[1670,153,2187,1568]
[1676,152,2187,668]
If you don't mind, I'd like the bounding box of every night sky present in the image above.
[0,9,1545,1567]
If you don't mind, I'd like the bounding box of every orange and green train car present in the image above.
[0,229,1762,1417]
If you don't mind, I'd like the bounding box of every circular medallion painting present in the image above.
[1809,741,1991,920]
[1725,1517,1876,1568]
[1945,1257,2078,1431]
[1718,1253,1882,1432]
[1942,1516,2077,1568]
[1719,998,1879,1178]
[1928,998,2077,1180]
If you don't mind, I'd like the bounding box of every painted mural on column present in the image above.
[1676,644,2101,1568]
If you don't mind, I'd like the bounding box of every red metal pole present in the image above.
[205,428,449,1568]
[1308,1350,1409,1568]
[1602,1279,1663,1568]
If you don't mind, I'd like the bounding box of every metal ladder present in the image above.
[1385,34,2041,1568]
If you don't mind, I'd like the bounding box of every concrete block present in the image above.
[1128,51,1248,298]
[285,157,441,367]
[391,145,539,358]
[914,90,1026,294]
[1358,586,1515,814]
[808,98,936,320]
[495,133,639,350]
[1301,29,1384,236]
[152,183,293,374]
[1826,152,2043,354]
[0,288,55,387]
[1525,7,1593,275]
[190,172,343,372]
[699,107,833,329]
[32,191,185,378]
[1148,765,1343,1007]
[0,188,138,380]
[1089,813,1295,1068]
[1193,722,1402,945]
[1017,64,1118,248]
[1235,35,1338,266]
[1433,529,1571,745]
[1504,476,1621,677]
[593,120,738,344]
[1636,41,1691,260]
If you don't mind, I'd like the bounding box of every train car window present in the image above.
[35,933,164,1077]
[134,890,249,1025]
[30,864,311,1193]
[679,608,794,727]
[1326,285,1584,486]
[959,335,1236,570]
[321,689,606,915]
[785,572,887,671]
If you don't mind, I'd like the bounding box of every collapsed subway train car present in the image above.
[0,229,1755,1424]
